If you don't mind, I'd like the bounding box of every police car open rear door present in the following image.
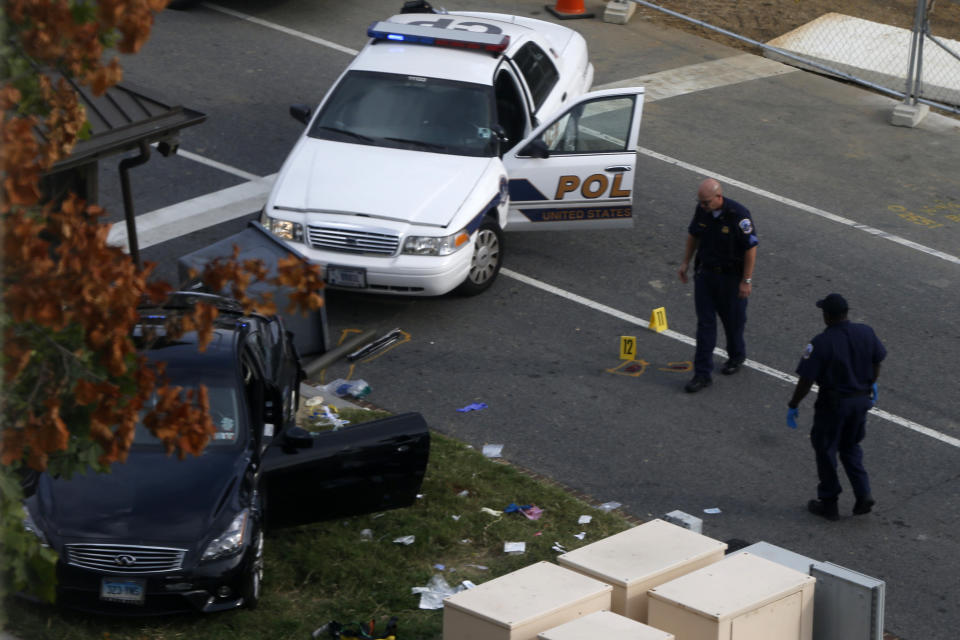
[503,87,644,231]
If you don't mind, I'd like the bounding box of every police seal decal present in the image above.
[739,218,753,234]
[802,343,813,359]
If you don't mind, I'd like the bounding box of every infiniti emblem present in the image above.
[114,554,137,566]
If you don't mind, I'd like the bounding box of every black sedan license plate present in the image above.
[326,265,367,288]
[100,577,146,605]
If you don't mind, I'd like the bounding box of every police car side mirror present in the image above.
[289,104,312,125]
[521,138,550,159]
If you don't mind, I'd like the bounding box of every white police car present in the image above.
[261,5,644,296]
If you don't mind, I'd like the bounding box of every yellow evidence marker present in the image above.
[649,307,668,333]
[619,335,637,360]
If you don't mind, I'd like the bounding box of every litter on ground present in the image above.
[411,574,474,610]
[503,541,526,554]
[482,443,503,458]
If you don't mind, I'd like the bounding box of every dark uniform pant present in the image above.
[810,395,872,501]
[693,271,747,378]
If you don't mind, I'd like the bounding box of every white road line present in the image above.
[204,3,359,56]
[637,146,960,266]
[107,175,276,250]
[174,148,263,182]
[501,267,960,450]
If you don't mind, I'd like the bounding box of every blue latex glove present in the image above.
[786,407,799,429]
[871,383,879,406]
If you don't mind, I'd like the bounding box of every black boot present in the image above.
[807,499,839,521]
[853,496,875,515]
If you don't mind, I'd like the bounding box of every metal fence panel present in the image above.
[630,0,960,115]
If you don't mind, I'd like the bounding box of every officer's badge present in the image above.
[739,218,754,234]
[721,226,729,234]
[801,343,813,359]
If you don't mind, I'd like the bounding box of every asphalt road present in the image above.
[96,1,960,637]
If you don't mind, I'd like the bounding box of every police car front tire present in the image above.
[456,219,503,296]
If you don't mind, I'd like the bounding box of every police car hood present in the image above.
[272,139,495,227]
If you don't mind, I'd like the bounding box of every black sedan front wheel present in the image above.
[456,219,503,296]
[240,528,264,610]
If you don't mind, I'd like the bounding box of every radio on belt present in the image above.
[367,21,511,53]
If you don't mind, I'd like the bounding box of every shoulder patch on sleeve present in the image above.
[801,343,813,359]
[739,218,754,234]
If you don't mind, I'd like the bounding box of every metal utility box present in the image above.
[177,221,329,357]
[728,541,817,575]
[538,610,675,640]
[647,552,816,640]
[557,518,727,622]
[810,561,885,640]
[443,561,612,640]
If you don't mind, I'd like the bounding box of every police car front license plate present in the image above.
[326,265,367,288]
[100,577,146,605]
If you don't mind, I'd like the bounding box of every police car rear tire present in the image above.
[456,219,503,296]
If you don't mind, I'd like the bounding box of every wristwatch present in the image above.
[743,278,752,284]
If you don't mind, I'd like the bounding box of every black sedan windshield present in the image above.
[134,371,243,448]
[309,70,497,157]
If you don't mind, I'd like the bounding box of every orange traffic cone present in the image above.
[545,0,595,20]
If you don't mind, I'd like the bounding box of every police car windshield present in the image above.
[309,70,497,157]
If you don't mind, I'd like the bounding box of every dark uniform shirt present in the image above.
[688,197,758,271]
[796,320,887,395]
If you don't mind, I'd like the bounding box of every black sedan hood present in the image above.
[34,450,245,543]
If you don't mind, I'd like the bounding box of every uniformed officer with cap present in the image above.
[678,178,758,392]
[787,293,887,521]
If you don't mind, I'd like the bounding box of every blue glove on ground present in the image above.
[786,407,799,429]
[871,383,878,406]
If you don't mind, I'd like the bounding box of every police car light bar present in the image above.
[367,21,511,53]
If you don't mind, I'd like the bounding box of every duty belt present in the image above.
[700,265,741,274]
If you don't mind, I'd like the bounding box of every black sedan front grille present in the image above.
[65,544,186,574]
[307,226,399,255]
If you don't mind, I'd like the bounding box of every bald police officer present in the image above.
[787,294,886,521]
[678,178,758,393]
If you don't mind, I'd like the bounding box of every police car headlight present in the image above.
[261,213,304,242]
[402,229,470,256]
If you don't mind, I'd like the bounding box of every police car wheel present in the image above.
[457,219,503,296]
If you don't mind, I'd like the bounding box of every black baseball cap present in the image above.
[816,293,848,314]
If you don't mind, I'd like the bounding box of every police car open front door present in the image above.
[503,87,644,231]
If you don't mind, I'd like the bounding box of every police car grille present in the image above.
[307,227,399,255]
[65,543,186,573]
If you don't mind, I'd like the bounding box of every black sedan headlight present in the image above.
[22,505,50,547]
[201,509,249,562]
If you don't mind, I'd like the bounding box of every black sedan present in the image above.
[21,292,430,615]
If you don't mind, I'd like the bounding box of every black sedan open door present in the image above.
[262,412,430,529]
